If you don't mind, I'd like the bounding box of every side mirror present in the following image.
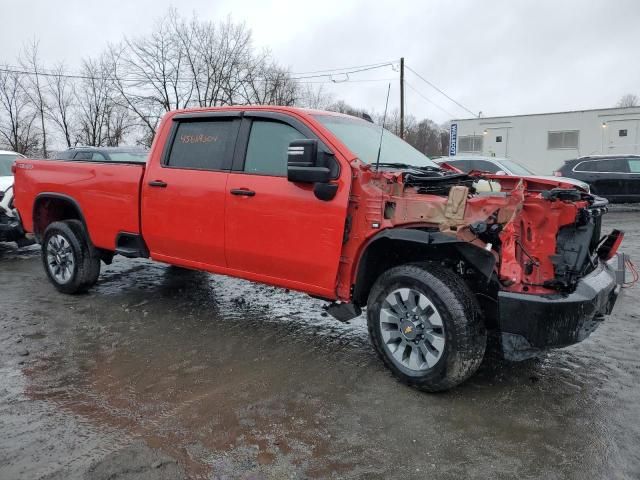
[287,139,331,183]
[495,170,507,176]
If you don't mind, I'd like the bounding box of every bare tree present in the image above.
[298,84,334,110]
[405,118,444,157]
[327,99,372,119]
[106,10,300,144]
[106,44,164,146]
[240,61,299,106]
[74,55,132,146]
[107,9,196,146]
[121,11,194,111]
[104,101,134,146]
[616,93,639,108]
[19,40,49,157]
[177,14,254,107]
[0,67,39,154]
[46,63,75,148]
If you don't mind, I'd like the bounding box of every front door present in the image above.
[142,113,241,268]
[484,128,509,158]
[224,113,350,297]
[607,120,639,154]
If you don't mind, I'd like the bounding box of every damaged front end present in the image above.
[354,165,626,360]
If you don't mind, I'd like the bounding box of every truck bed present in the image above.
[14,159,145,250]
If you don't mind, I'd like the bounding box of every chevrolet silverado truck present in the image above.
[13,107,627,391]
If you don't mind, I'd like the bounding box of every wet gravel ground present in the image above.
[1,211,639,479]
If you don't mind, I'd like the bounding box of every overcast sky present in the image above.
[1,0,639,123]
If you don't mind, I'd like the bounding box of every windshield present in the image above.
[499,159,536,175]
[314,115,439,169]
[0,154,20,176]
[108,152,148,163]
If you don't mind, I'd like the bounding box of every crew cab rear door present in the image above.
[141,112,241,268]
[224,111,350,297]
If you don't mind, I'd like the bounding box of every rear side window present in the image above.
[167,119,237,170]
[56,150,75,160]
[73,151,93,160]
[244,120,306,176]
[468,160,501,173]
[576,159,629,173]
[448,160,471,172]
[627,159,640,173]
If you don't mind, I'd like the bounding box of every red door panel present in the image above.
[225,173,349,294]
[141,116,239,267]
[141,169,229,267]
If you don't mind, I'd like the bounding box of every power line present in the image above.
[290,60,397,76]
[0,62,394,85]
[405,64,477,117]
[291,62,395,80]
[405,81,457,118]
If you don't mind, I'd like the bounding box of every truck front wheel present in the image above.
[41,221,101,294]
[367,264,486,392]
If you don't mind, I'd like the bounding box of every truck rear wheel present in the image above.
[41,221,100,294]
[367,264,486,392]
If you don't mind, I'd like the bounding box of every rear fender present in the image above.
[32,193,87,241]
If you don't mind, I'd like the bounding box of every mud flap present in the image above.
[325,302,362,322]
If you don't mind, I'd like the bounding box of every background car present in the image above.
[554,155,640,203]
[438,155,591,192]
[0,150,23,192]
[56,146,149,163]
[0,150,32,246]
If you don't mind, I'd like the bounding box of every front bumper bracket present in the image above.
[497,254,625,361]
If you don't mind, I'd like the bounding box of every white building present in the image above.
[448,106,640,174]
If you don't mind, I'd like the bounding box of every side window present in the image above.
[471,160,501,173]
[57,150,75,159]
[167,119,237,170]
[575,161,596,172]
[244,120,306,176]
[577,159,628,173]
[607,158,630,173]
[448,160,470,172]
[628,159,640,173]
[91,152,106,161]
[73,151,92,160]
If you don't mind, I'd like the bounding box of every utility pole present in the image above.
[400,57,405,139]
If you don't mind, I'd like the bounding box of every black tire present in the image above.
[66,220,101,289]
[41,220,100,294]
[367,263,486,392]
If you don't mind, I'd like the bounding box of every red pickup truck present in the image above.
[13,106,626,391]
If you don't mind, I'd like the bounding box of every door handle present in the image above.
[148,180,168,188]
[230,188,256,197]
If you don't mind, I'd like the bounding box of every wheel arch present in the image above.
[351,228,496,307]
[33,193,88,242]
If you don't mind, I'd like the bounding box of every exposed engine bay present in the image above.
[358,164,614,296]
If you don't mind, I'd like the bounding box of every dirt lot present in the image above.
[1,211,639,480]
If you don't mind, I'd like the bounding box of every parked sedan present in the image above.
[554,155,640,203]
[438,156,590,192]
[56,146,149,163]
